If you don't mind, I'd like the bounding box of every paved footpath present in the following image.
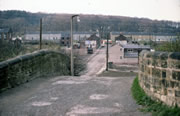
[0,47,151,116]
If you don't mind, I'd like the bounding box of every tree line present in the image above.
[0,10,180,35]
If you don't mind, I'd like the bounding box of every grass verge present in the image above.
[131,77,180,116]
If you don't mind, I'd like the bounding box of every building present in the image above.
[60,32,70,46]
[0,28,13,40]
[23,31,100,44]
[73,32,99,41]
[24,31,61,43]
[110,32,177,42]
[101,39,112,47]
[85,34,101,49]
[115,34,128,45]
[109,44,150,64]
[121,44,151,58]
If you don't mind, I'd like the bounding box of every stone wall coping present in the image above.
[0,49,64,69]
[140,51,180,60]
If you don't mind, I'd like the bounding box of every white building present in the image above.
[23,31,100,43]
[23,32,61,43]
[85,34,101,48]
[110,32,177,42]
[73,32,100,41]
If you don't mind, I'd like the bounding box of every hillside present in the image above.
[0,10,180,35]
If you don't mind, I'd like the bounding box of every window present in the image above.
[120,56,122,59]
[120,48,122,51]
[128,49,133,52]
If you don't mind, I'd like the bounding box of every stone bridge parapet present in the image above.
[139,51,180,106]
[0,50,70,92]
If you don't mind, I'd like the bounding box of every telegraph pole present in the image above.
[70,15,80,76]
[106,33,109,71]
[70,17,74,76]
[39,18,42,50]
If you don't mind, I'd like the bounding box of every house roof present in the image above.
[111,32,176,36]
[0,28,12,33]
[25,31,98,35]
[86,34,100,41]
[115,34,127,41]
[122,44,150,49]
[25,31,61,34]
[61,32,70,38]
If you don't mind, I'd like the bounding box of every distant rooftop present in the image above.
[122,44,150,49]
[25,31,61,34]
[25,31,98,35]
[0,28,12,33]
[86,34,100,40]
[115,34,127,41]
[111,32,177,36]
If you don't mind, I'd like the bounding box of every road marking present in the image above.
[50,97,59,101]
[89,94,108,100]
[66,105,120,116]
[113,103,124,108]
[31,101,52,107]
[52,80,87,85]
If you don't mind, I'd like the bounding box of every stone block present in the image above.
[166,96,176,106]
[160,95,167,103]
[172,71,180,81]
[167,89,175,97]
[161,88,167,95]
[161,60,167,68]
[175,90,180,97]
[161,79,166,87]
[169,60,180,69]
[152,68,161,77]
[160,52,169,60]
[153,52,161,59]
[169,52,180,60]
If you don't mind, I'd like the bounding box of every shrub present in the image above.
[131,77,180,116]
[155,34,180,52]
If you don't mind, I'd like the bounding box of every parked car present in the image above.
[87,47,93,54]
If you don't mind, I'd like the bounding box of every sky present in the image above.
[0,0,180,22]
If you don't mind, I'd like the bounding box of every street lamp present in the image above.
[71,15,80,76]
[106,26,110,71]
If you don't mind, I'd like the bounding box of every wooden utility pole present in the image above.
[70,17,74,76]
[106,33,109,71]
[70,15,79,76]
[39,18,42,49]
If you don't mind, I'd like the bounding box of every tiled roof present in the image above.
[86,34,100,40]
[111,32,176,36]
[122,44,150,49]
[25,31,98,35]
[115,34,127,41]
[0,28,12,33]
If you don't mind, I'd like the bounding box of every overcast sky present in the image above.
[0,0,180,21]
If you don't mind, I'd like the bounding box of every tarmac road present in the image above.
[0,46,150,116]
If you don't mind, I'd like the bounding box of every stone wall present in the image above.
[0,50,70,92]
[139,51,180,107]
